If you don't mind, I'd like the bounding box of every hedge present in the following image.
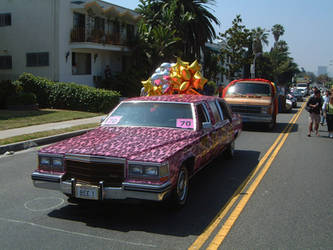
[18,73,120,113]
[0,80,15,109]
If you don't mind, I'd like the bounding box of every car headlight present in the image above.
[40,156,51,166]
[39,154,64,173]
[52,158,64,172]
[128,162,169,179]
[144,166,158,176]
[129,165,143,175]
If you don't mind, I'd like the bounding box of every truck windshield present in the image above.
[297,83,307,87]
[226,82,271,96]
[102,102,194,129]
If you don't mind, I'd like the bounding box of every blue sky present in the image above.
[105,0,333,76]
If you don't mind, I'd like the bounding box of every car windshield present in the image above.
[226,82,271,96]
[102,102,194,129]
[297,83,307,87]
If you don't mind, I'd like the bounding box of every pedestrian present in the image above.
[306,89,322,137]
[325,96,333,138]
[104,65,112,79]
[320,90,330,125]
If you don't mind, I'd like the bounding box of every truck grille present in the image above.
[65,156,125,187]
[230,105,261,114]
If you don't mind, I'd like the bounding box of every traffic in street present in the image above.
[1,100,332,250]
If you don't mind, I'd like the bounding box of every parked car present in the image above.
[222,78,278,130]
[287,93,297,108]
[31,95,242,207]
[292,89,303,101]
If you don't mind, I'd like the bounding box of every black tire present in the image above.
[267,114,276,130]
[223,140,235,159]
[170,165,189,208]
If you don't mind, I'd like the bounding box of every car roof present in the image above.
[125,94,219,104]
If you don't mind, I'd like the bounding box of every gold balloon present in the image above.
[189,60,201,73]
[177,57,189,67]
[141,78,153,92]
[181,67,191,81]
[194,71,207,90]
[179,81,190,91]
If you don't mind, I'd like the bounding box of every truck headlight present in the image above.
[261,106,271,114]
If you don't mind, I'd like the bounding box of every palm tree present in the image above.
[271,24,285,47]
[169,0,220,60]
[251,27,269,54]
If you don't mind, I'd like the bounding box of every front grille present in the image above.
[65,158,124,187]
[230,105,261,114]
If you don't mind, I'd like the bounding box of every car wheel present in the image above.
[224,140,235,159]
[171,165,189,207]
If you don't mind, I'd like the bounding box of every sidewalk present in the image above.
[0,115,105,154]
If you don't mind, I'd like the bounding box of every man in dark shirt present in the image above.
[306,89,322,136]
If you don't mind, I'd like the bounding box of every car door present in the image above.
[193,102,214,171]
[216,99,234,146]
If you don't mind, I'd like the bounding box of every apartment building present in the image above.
[0,0,139,86]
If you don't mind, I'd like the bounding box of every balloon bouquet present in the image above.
[141,58,208,96]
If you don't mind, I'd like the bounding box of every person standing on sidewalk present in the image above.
[320,90,330,125]
[306,89,322,137]
[325,96,333,138]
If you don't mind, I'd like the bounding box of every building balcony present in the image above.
[70,27,133,47]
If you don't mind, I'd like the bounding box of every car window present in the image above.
[196,104,209,129]
[218,101,232,122]
[226,82,271,96]
[208,101,221,123]
[103,102,194,129]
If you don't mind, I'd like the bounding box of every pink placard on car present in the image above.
[105,116,122,125]
[176,119,194,129]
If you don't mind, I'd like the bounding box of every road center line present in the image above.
[189,102,305,250]
[206,102,306,249]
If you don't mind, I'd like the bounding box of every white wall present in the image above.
[0,0,55,80]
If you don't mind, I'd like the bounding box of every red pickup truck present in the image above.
[32,95,241,207]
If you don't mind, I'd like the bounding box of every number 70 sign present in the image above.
[176,119,194,129]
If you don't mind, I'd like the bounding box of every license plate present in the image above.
[75,184,99,200]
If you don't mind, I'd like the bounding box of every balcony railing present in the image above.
[70,27,133,46]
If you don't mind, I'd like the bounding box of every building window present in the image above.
[0,13,11,26]
[26,52,49,67]
[0,56,12,69]
[72,52,91,75]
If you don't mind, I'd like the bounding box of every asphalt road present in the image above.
[0,102,332,250]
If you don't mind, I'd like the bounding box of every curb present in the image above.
[0,128,93,155]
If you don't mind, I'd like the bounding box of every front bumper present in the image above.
[31,171,172,201]
[238,113,273,123]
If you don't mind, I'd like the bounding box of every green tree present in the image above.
[219,15,252,79]
[136,0,220,63]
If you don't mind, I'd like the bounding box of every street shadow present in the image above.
[243,122,299,133]
[48,149,260,237]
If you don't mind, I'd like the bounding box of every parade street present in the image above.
[0,101,332,250]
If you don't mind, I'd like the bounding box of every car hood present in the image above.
[224,96,272,106]
[40,126,200,163]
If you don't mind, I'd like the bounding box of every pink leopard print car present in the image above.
[32,94,242,207]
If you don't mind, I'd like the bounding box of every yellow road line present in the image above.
[206,102,306,249]
[189,103,305,250]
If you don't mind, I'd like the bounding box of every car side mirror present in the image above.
[202,122,212,129]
